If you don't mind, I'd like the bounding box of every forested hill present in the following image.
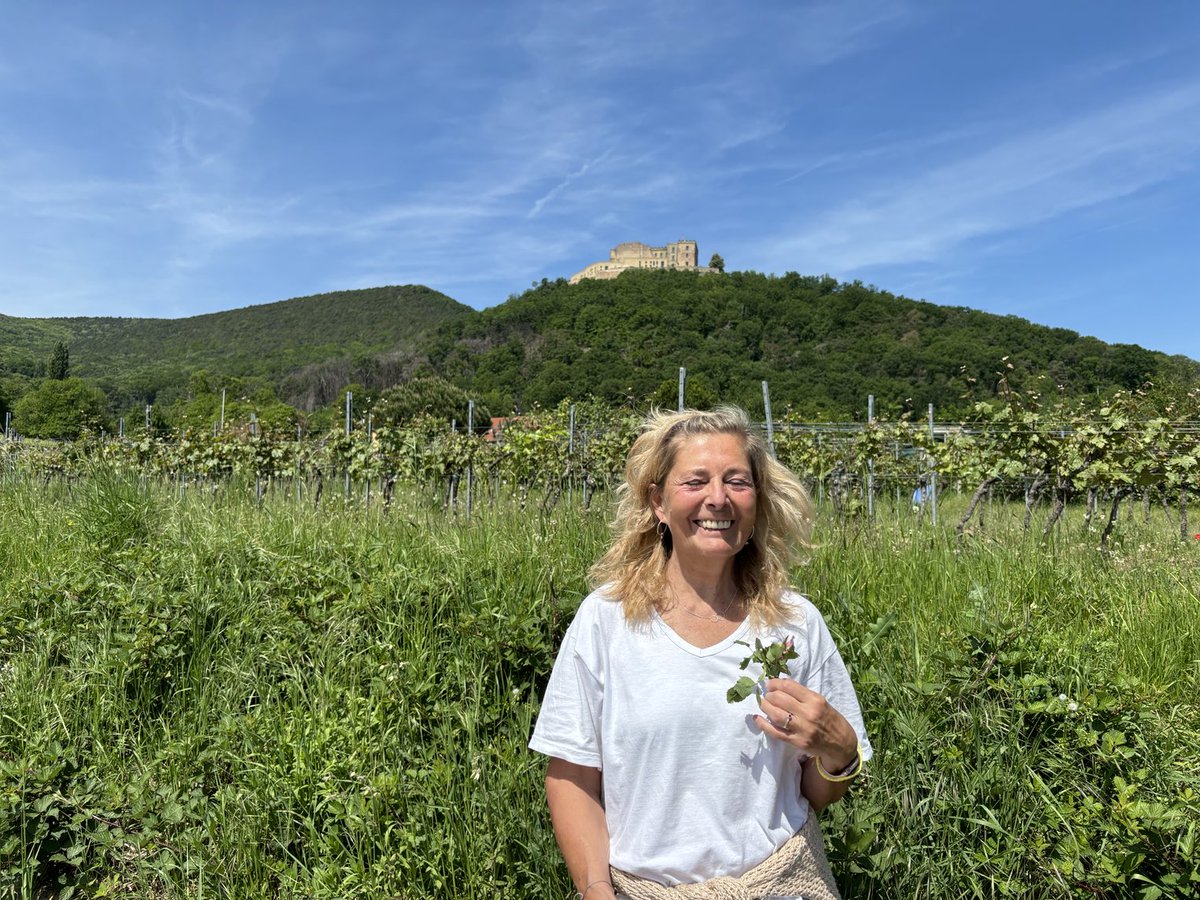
[428,270,1198,418]
[0,285,471,409]
[3,272,1195,423]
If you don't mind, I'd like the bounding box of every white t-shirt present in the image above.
[530,586,873,886]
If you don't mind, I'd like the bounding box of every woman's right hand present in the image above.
[755,677,857,770]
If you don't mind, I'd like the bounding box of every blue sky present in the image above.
[2,1,1198,360]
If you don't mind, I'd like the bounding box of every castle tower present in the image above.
[569,238,714,283]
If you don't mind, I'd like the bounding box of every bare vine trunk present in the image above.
[541,475,561,514]
[1024,473,1049,531]
[382,474,396,512]
[1042,483,1068,540]
[957,476,1001,536]
[1099,488,1129,550]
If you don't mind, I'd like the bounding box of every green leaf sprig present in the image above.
[726,636,797,703]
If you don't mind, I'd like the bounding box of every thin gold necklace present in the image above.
[669,589,740,622]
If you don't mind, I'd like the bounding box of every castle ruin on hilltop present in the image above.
[569,239,718,283]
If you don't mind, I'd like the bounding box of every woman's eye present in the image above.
[727,479,753,489]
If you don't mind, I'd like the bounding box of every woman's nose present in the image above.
[706,481,727,507]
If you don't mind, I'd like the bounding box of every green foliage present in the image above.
[165,373,298,436]
[0,479,1196,897]
[0,478,595,897]
[11,377,109,439]
[4,383,1197,555]
[375,375,490,429]
[0,286,472,418]
[933,376,1200,542]
[48,342,70,380]
[727,637,799,703]
[649,372,719,410]
[807,527,1200,899]
[8,275,1195,434]
[708,253,726,272]
[433,271,1197,417]
[73,465,163,555]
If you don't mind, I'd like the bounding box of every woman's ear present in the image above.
[649,483,665,521]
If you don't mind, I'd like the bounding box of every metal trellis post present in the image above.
[867,395,875,523]
[928,403,938,527]
[467,400,474,517]
[568,403,576,506]
[345,391,353,500]
[762,381,776,459]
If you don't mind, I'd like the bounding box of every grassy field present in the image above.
[1,473,1197,898]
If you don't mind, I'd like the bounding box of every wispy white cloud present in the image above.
[528,150,613,218]
[761,79,1200,273]
[0,166,130,224]
[770,123,991,186]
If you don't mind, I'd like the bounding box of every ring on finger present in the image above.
[783,712,794,731]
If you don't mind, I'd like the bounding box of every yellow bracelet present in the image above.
[814,743,863,782]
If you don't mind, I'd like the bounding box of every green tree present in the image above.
[48,342,70,380]
[708,253,725,273]
[376,375,490,431]
[170,377,299,436]
[12,377,108,439]
[650,372,719,410]
[188,368,215,397]
[250,397,300,434]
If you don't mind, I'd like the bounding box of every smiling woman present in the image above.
[650,431,757,586]
[530,406,872,900]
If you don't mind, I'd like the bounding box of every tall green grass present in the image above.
[1,475,1196,898]
[806,516,1199,897]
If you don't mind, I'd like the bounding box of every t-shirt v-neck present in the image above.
[652,610,751,657]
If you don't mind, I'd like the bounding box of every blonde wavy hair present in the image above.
[589,406,814,626]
